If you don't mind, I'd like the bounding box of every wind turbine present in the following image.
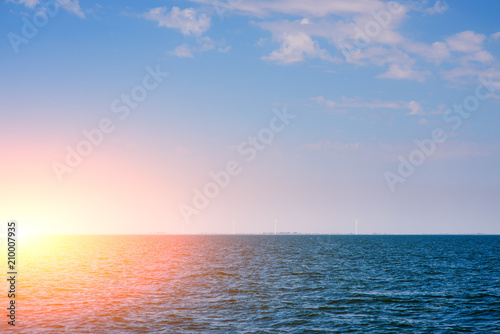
[274,218,277,235]
[232,218,235,235]
[354,219,359,235]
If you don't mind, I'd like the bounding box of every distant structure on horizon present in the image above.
[232,218,235,235]
[274,218,277,235]
[354,219,359,235]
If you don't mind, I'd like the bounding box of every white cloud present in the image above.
[58,0,85,19]
[169,44,194,58]
[143,7,211,36]
[197,36,215,51]
[263,32,333,64]
[441,67,500,86]
[466,50,494,63]
[189,0,388,17]
[347,46,411,66]
[311,96,337,109]
[376,64,430,82]
[437,31,497,83]
[313,96,425,115]
[446,31,486,53]
[404,41,450,65]
[189,0,493,84]
[255,37,267,47]
[407,101,424,115]
[425,1,448,15]
[142,6,229,58]
[11,0,38,8]
[492,32,500,40]
[9,0,85,18]
[168,37,229,58]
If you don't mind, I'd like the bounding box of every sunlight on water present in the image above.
[1,235,499,333]
[1,235,178,333]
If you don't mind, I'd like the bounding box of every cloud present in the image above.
[169,44,194,58]
[311,96,337,109]
[347,46,411,66]
[407,101,424,115]
[255,37,267,47]
[441,67,500,86]
[438,31,497,83]
[446,31,486,53]
[376,64,430,82]
[402,30,495,84]
[263,32,334,64]
[342,99,404,110]
[238,1,452,85]
[189,0,494,84]
[256,9,421,81]
[464,50,494,63]
[188,0,389,17]
[11,0,38,8]
[168,37,229,58]
[425,1,448,15]
[312,96,425,115]
[9,0,85,18]
[58,0,85,18]
[404,41,450,65]
[404,30,495,68]
[218,46,231,53]
[142,7,234,57]
[197,36,215,51]
[142,7,211,36]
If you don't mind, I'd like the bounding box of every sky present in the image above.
[0,0,499,235]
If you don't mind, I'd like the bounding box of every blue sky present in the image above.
[1,0,500,235]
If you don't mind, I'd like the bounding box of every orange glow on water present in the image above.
[1,235,186,332]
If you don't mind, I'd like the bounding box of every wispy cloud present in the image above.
[142,7,211,36]
[446,31,486,53]
[169,44,194,58]
[262,32,334,64]
[179,0,499,87]
[9,0,85,18]
[312,96,425,115]
[376,64,430,82]
[9,0,38,8]
[188,0,388,17]
[403,41,450,65]
[424,1,449,15]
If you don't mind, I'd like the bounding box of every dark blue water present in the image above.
[15,235,500,333]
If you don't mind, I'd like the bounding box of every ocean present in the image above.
[6,235,500,333]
